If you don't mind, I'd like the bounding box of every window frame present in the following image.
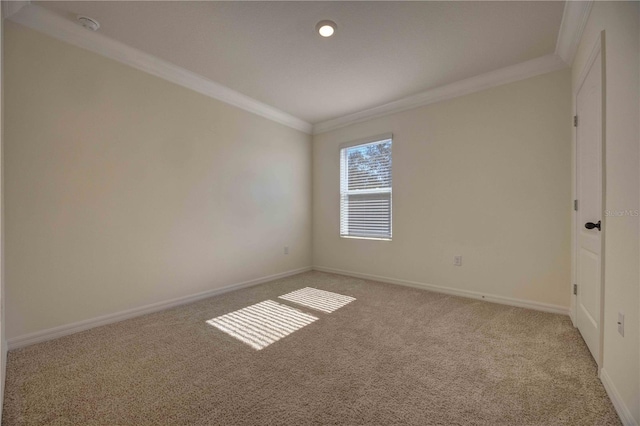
[339,133,393,241]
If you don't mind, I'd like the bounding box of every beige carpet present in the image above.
[3,271,621,425]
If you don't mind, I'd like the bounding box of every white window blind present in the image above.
[340,137,392,240]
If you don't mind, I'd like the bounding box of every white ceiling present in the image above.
[35,1,565,125]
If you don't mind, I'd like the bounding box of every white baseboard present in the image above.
[600,368,638,426]
[7,266,312,350]
[313,266,570,316]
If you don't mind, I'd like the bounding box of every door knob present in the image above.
[585,220,601,231]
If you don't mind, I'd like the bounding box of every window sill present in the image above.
[340,236,392,241]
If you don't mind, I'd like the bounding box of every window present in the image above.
[340,135,392,240]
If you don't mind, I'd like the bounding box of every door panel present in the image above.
[578,248,599,326]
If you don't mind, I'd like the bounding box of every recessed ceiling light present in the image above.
[316,20,336,38]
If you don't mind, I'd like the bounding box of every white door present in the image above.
[575,36,604,366]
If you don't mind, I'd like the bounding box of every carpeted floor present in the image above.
[2,271,621,425]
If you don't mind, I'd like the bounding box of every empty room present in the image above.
[0,0,639,424]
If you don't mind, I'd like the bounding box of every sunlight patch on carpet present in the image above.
[206,300,318,350]
[278,287,356,313]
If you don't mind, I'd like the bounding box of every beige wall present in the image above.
[313,69,572,309]
[572,1,640,423]
[3,22,312,340]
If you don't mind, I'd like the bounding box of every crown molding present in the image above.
[555,0,593,66]
[313,1,592,135]
[1,0,29,20]
[7,2,590,137]
[312,53,567,135]
[8,4,313,134]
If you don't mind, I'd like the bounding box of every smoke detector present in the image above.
[77,16,100,31]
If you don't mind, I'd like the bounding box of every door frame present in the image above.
[571,31,606,370]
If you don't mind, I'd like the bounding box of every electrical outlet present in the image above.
[618,312,624,337]
[454,255,462,266]
[284,246,289,255]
